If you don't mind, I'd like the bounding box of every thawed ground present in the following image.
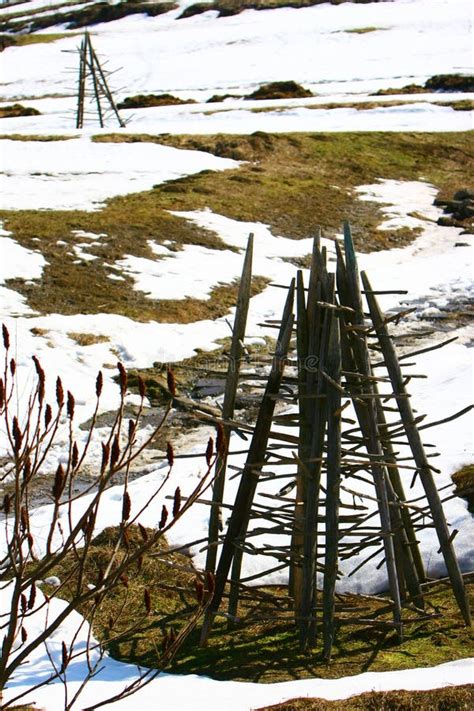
[0,0,473,707]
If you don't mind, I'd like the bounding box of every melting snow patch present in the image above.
[0,138,239,211]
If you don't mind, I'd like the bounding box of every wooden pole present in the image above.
[205,235,254,575]
[322,309,342,660]
[86,32,104,128]
[340,223,403,640]
[200,282,295,644]
[75,35,87,129]
[290,270,309,614]
[362,270,471,626]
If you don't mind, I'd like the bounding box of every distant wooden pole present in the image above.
[75,30,125,129]
[85,32,104,128]
[75,35,87,129]
[205,234,254,576]
[90,41,126,128]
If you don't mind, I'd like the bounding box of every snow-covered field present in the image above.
[0,0,473,707]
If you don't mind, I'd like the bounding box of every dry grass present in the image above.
[438,100,474,112]
[0,134,76,141]
[256,685,474,710]
[44,526,201,667]
[2,132,473,321]
[3,31,79,46]
[66,332,110,346]
[338,26,385,34]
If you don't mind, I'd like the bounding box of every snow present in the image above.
[0,137,239,210]
[0,0,473,707]
[0,0,472,133]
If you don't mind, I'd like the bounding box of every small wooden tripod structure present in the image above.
[75,31,125,129]
[198,224,471,659]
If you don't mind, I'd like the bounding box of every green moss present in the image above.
[165,584,474,682]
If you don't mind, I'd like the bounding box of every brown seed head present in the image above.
[166,442,174,468]
[2,324,10,350]
[20,506,28,531]
[96,370,103,398]
[117,362,127,396]
[159,505,168,530]
[167,368,176,397]
[101,442,110,473]
[32,356,45,403]
[52,464,66,501]
[72,442,79,469]
[56,377,64,407]
[111,435,120,467]
[44,403,52,428]
[61,641,68,673]
[12,416,22,454]
[172,487,181,518]
[138,375,146,399]
[138,523,148,541]
[216,422,226,456]
[205,437,214,467]
[122,490,131,521]
[28,584,36,610]
[66,391,75,420]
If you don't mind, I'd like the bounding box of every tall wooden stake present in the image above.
[362,270,471,626]
[205,235,254,575]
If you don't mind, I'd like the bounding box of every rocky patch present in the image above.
[435,188,474,233]
[0,103,40,118]
[245,80,312,101]
[117,93,196,109]
[374,73,474,96]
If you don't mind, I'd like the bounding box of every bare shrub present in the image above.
[0,324,218,709]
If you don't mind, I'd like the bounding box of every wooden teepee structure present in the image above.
[75,31,125,129]
[197,224,471,659]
